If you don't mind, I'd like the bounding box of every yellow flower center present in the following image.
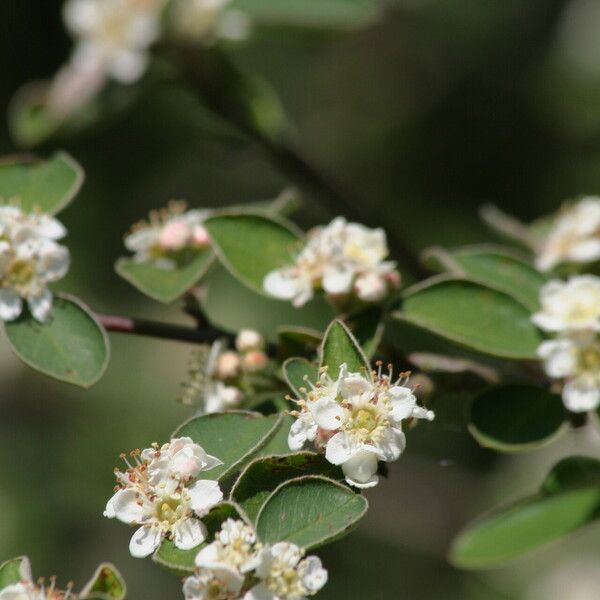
[8,259,34,285]
[156,496,184,525]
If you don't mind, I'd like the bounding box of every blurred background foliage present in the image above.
[3,0,600,598]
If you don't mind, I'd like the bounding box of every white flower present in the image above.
[0,205,70,323]
[532,276,600,333]
[104,441,224,558]
[536,197,600,271]
[244,542,327,600]
[124,201,211,269]
[182,571,239,600]
[195,518,258,588]
[288,364,434,488]
[236,329,264,353]
[63,0,166,84]
[264,217,399,308]
[538,333,600,412]
[204,382,244,414]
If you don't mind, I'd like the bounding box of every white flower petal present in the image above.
[28,290,53,323]
[341,450,379,489]
[301,556,328,593]
[129,525,162,558]
[322,264,354,295]
[0,289,22,321]
[563,377,600,413]
[373,427,406,462]
[173,517,206,550]
[339,373,372,400]
[187,479,223,515]
[309,397,345,431]
[243,584,275,600]
[288,413,317,451]
[263,269,300,300]
[388,386,417,422]
[325,432,358,465]
[110,488,147,524]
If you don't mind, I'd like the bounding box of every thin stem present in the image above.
[97,313,277,355]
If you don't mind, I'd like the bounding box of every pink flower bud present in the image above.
[242,350,268,372]
[216,351,241,379]
[236,329,264,352]
[159,220,190,251]
[355,272,388,303]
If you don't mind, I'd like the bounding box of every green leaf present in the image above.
[468,386,567,453]
[395,278,543,359]
[229,0,382,28]
[199,266,335,342]
[4,295,109,388]
[256,475,368,549]
[541,456,600,495]
[173,411,284,481]
[423,246,545,311]
[204,213,302,295]
[277,326,322,360]
[320,319,370,379]
[255,414,296,456]
[231,453,343,523]
[0,557,30,588]
[115,249,214,303]
[0,152,83,215]
[80,564,126,600]
[153,502,244,576]
[282,357,319,396]
[451,488,600,570]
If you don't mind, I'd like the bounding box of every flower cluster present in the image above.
[181,330,269,413]
[533,276,600,412]
[0,579,75,600]
[288,363,434,488]
[47,0,242,118]
[264,217,400,308]
[535,196,600,272]
[104,437,224,557]
[124,201,211,269]
[0,205,70,323]
[182,519,328,600]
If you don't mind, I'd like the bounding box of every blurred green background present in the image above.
[3,0,600,598]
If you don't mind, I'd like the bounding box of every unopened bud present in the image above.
[242,350,268,372]
[355,272,388,303]
[192,224,210,248]
[216,351,241,379]
[236,329,264,352]
[159,220,190,251]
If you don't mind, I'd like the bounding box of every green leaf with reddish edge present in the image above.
[80,564,126,600]
[0,557,31,588]
[4,295,109,388]
[204,212,302,295]
[320,319,370,379]
[153,502,246,576]
[256,475,368,550]
[395,277,542,360]
[115,249,214,303]
[173,411,283,482]
[0,152,83,215]
[468,386,567,453]
[231,453,343,523]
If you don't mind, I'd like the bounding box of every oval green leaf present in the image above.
[423,246,545,311]
[0,152,83,215]
[115,249,214,303]
[204,213,302,295]
[4,295,109,388]
[450,487,600,570]
[199,266,334,342]
[174,411,284,481]
[320,319,370,379]
[231,453,343,523]
[256,475,368,549]
[395,278,543,359]
[468,386,567,453]
[153,502,244,576]
[80,564,126,600]
[541,456,600,495]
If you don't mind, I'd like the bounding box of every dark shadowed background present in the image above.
[2,1,600,598]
